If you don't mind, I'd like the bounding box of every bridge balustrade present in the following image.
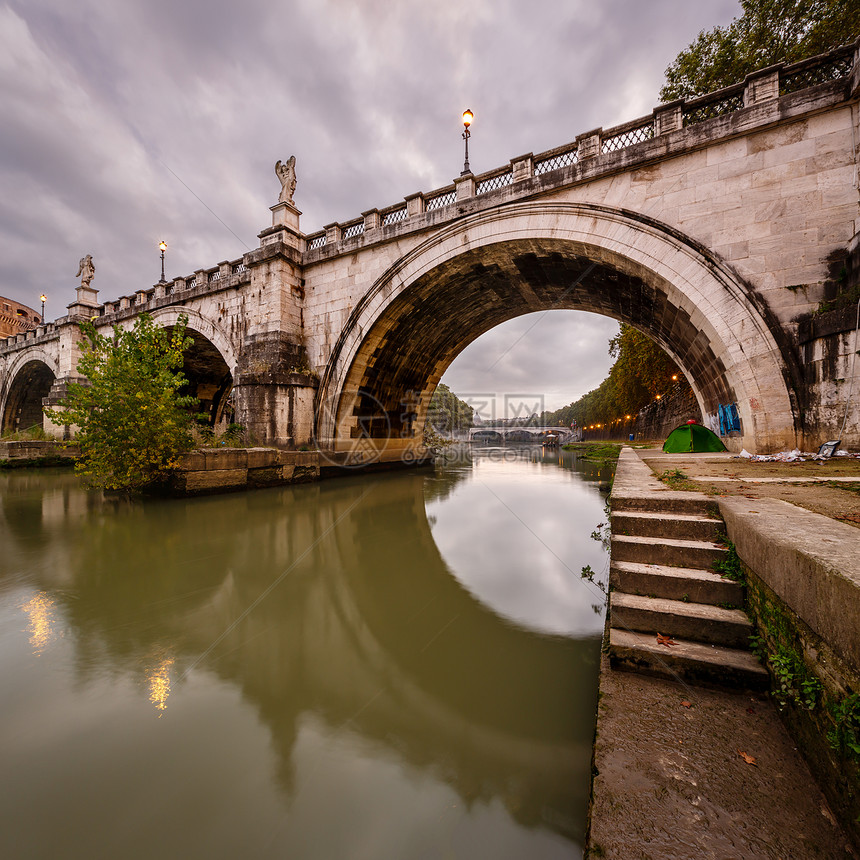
[301,41,857,258]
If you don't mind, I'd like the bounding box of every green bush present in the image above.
[44,313,198,491]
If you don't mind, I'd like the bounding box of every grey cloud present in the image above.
[1,0,740,401]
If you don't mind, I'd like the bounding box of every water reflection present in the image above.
[145,651,174,714]
[20,592,60,654]
[0,450,608,859]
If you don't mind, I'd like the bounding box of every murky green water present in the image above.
[0,446,610,859]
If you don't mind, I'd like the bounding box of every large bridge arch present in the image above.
[1,348,59,435]
[317,202,797,454]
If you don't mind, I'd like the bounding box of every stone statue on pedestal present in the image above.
[275,156,297,205]
[76,254,95,287]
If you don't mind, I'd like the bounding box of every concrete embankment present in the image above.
[169,447,434,494]
[586,447,859,858]
[0,442,433,492]
[0,439,78,467]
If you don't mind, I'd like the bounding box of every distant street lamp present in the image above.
[158,241,168,284]
[39,294,46,321]
[461,109,473,176]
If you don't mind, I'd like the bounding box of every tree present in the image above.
[660,0,860,101]
[541,325,689,429]
[45,313,198,491]
[427,382,474,435]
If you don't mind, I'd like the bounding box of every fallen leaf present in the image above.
[737,749,757,766]
[656,633,677,647]
[680,700,692,708]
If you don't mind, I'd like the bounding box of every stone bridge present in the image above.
[2,43,859,456]
[469,427,573,442]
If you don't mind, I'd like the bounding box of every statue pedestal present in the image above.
[67,284,100,320]
[271,202,301,231]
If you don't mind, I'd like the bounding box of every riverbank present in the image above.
[0,440,434,492]
[0,439,78,468]
[587,446,860,858]
[587,652,855,858]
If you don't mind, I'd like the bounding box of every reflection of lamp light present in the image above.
[22,592,57,654]
[672,374,678,381]
[656,394,662,400]
[39,294,46,321]
[158,241,168,284]
[461,109,474,176]
[148,655,174,714]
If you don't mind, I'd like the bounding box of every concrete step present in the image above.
[611,534,727,569]
[611,492,716,517]
[612,510,724,542]
[610,560,743,606]
[608,628,769,689]
[610,592,754,648]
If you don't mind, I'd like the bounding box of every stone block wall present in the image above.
[720,496,860,845]
[170,447,320,495]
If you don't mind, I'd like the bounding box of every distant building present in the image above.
[0,296,40,338]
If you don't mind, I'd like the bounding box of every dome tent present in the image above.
[662,422,727,453]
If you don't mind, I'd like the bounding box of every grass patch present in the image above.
[713,539,744,582]
[0,424,52,441]
[657,468,699,491]
[562,442,621,464]
[191,422,253,448]
[826,481,860,496]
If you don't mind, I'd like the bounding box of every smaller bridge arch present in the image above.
[1,347,59,436]
[145,307,238,428]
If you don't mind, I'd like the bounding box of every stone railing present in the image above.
[302,40,857,255]
[94,254,250,319]
[2,321,59,350]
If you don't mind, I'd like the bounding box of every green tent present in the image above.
[662,422,727,453]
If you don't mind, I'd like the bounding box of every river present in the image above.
[0,445,611,859]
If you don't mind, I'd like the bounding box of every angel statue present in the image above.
[76,254,95,287]
[275,156,297,205]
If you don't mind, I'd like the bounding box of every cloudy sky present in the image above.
[1,0,740,414]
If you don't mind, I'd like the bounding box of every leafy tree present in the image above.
[541,325,690,429]
[45,313,198,491]
[427,382,474,434]
[660,0,860,101]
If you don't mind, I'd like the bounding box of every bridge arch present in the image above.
[1,348,58,435]
[317,202,796,454]
[146,308,238,428]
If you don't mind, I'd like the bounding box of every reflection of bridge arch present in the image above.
[1,348,58,435]
[17,469,596,843]
[317,202,795,453]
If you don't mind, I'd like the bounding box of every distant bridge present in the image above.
[2,42,859,455]
[469,427,574,443]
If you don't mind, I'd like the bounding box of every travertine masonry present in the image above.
[1,44,858,454]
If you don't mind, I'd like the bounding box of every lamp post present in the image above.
[158,241,167,284]
[39,294,46,322]
[461,109,473,176]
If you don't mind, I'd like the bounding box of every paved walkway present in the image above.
[587,654,856,859]
[586,448,858,858]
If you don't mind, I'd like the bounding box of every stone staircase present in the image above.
[607,489,768,689]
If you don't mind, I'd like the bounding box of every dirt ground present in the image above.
[588,654,858,860]
[637,449,860,529]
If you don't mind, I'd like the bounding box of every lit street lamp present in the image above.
[158,241,168,284]
[461,109,473,176]
[39,294,46,321]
